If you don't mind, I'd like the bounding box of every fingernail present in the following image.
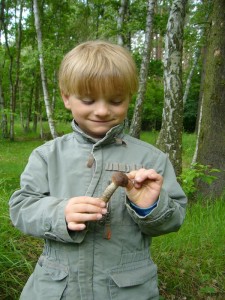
[102,208,107,214]
[97,214,103,220]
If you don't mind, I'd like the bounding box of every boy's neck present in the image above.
[72,119,125,142]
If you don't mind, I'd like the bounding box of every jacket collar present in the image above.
[71,120,125,146]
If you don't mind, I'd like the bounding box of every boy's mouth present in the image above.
[90,120,112,123]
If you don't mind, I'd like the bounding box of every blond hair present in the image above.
[58,40,138,98]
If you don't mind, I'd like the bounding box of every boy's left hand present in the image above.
[126,169,163,208]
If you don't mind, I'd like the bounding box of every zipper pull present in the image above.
[104,222,111,240]
[103,205,111,240]
[86,154,94,168]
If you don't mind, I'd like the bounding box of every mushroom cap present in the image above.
[111,172,128,187]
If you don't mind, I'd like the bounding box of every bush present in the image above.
[179,163,221,198]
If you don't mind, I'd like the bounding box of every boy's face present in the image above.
[62,92,129,138]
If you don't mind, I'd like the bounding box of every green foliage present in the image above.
[179,163,221,198]
[128,77,164,131]
[148,60,164,77]
[183,70,201,132]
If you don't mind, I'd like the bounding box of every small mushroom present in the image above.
[100,172,129,203]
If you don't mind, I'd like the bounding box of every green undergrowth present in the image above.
[152,198,225,299]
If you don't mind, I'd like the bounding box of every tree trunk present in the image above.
[2,0,23,141]
[12,0,23,140]
[24,86,34,133]
[195,0,225,197]
[183,48,200,106]
[156,0,187,176]
[154,1,163,61]
[0,78,8,138]
[33,76,40,133]
[33,0,58,139]
[117,0,129,46]
[51,69,57,113]
[0,0,8,137]
[129,0,156,139]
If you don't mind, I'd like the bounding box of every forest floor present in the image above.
[0,123,224,299]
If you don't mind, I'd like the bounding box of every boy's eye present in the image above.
[81,98,94,105]
[110,99,123,105]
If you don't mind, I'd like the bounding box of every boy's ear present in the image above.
[61,93,71,110]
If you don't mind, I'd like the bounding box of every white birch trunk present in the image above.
[117,0,129,46]
[156,0,187,176]
[33,0,58,139]
[183,49,200,106]
[129,0,156,138]
[192,93,204,164]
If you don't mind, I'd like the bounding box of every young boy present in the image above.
[9,40,187,300]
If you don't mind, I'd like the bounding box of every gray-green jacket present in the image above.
[9,122,187,300]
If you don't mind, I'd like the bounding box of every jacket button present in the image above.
[44,222,51,231]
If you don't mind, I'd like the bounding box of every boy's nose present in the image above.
[94,102,110,117]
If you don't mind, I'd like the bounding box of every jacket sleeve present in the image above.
[125,153,187,237]
[9,148,87,244]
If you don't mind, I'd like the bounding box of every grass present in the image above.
[152,198,225,299]
[0,124,224,299]
[0,139,44,299]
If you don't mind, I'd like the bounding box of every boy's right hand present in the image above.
[65,197,107,231]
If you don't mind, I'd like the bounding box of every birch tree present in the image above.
[183,48,200,106]
[129,0,156,138]
[33,0,58,139]
[117,0,129,46]
[195,0,225,197]
[156,0,187,176]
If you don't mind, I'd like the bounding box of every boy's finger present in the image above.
[70,203,107,214]
[67,222,86,231]
[70,212,104,222]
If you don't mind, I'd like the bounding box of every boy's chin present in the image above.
[89,131,108,139]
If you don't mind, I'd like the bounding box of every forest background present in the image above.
[0,0,225,299]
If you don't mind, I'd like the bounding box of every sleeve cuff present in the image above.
[129,200,158,216]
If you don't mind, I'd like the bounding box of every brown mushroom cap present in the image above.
[111,172,128,187]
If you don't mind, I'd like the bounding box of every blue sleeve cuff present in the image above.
[129,200,158,216]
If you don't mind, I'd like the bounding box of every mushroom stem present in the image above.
[100,172,129,203]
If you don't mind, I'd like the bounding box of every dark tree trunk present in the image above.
[195,0,225,197]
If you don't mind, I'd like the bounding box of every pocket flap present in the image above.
[38,255,68,281]
[110,263,157,288]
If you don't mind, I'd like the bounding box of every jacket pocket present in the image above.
[20,255,69,300]
[109,260,159,300]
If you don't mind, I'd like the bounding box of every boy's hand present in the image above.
[126,169,163,208]
[65,197,107,231]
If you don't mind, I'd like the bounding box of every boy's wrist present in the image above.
[129,200,158,216]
